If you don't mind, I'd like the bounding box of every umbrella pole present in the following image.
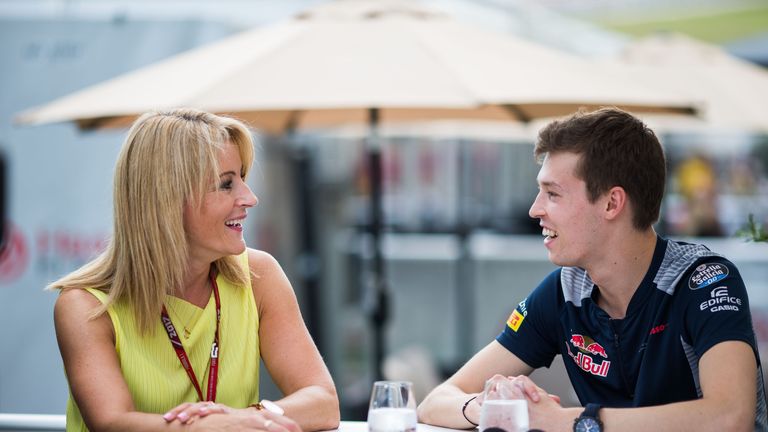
[456,140,475,363]
[292,142,324,355]
[283,118,325,356]
[366,107,388,382]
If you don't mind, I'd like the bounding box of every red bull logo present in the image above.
[570,333,607,356]
[568,350,611,377]
[586,342,608,358]
[570,334,585,348]
[567,333,610,377]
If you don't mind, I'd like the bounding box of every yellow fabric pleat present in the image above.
[65,252,260,431]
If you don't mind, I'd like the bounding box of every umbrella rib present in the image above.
[500,104,531,123]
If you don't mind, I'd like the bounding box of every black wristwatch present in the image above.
[573,403,603,432]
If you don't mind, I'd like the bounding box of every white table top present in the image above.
[337,421,463,432]
[0,415,464,432]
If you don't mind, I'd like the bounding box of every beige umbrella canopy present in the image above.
[16,0,696,131]
[606,32,768,133]
[15,0,698,379]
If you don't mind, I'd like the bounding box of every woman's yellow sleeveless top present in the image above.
[66,253,260,431]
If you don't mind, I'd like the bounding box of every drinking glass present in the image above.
[478,376,529,432]
[367,381,417,432]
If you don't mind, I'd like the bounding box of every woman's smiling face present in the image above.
[183,142,257,264]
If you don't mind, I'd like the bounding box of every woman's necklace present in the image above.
[165,301,195,339]
[165,279,211,339]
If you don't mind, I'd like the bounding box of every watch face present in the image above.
[574,417,601,432]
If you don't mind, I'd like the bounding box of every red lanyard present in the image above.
[161,272,221,402]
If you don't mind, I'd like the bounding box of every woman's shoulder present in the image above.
[246,248,282,275]
[245,248,293,305]
[54,288,114,340]
[55,287,105,310]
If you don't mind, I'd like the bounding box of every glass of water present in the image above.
[479,376,529,432]
[367,381,417,432]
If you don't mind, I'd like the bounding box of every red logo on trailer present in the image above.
[0,224,29,283]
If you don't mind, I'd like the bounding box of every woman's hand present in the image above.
[192,407,301,432]
[163,401,231,424]
[241,409,302,432]
[164,402,301,431]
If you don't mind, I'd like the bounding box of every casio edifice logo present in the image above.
[700,286,742,313]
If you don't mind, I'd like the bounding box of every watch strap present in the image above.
[250,399,285,416]
[573,403,603,432]
[583,403,602,419]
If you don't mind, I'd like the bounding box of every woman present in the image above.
[51,109,339,431]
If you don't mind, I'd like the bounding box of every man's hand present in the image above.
[506,375,575,432]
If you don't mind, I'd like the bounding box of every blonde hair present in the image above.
[50,108,255,334]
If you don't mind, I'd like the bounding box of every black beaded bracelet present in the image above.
[462,395,479,427]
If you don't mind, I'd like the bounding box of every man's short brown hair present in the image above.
[534,107,665,230]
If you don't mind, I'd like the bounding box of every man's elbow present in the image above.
[721,417,755,432]
[416,390,441,426]
[718,405,757,432]
[416,401,434,425]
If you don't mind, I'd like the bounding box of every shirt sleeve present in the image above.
[683,258,758,359]
[495,269,562,369]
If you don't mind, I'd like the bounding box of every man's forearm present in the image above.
[530,399,755,432]
[417,384,480,429]
[600,400,754,432]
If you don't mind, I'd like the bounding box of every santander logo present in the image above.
[0,223,29,284]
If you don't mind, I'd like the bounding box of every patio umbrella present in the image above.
[604,32,768,133]
[16,0,697,380]
[16,0,696,130]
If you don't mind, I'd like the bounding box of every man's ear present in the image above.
[604,186,627,221]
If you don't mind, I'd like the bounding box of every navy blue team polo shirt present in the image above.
[496,236,767,430]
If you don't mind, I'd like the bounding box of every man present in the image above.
[417,108,767,432]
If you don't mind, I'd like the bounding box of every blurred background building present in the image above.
[0,0,766,421]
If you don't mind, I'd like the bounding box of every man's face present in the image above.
[528,152,605,268]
